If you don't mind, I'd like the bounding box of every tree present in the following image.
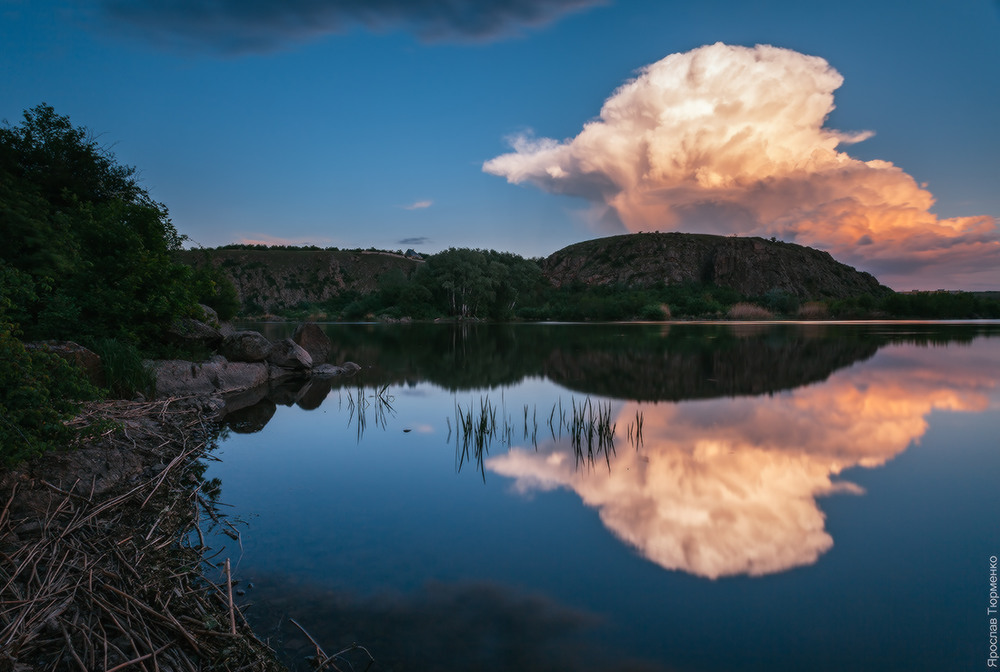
[0,104,197,344]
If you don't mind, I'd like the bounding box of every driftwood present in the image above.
[0,397,284,672]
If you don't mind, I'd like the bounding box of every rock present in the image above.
[267,338,312,370]
[168,317,223,347]
[221,331,272,362]
[26,340,104,387]
[310,363,343,377]
[267,364,301,381]
[204,356,269,394]
[152,360,218,397]
[341,361,361,374]
[292,323,332,364]
[151,356,268,398]
[197,303,220,328]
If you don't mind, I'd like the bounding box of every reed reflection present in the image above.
[488,340,999,579]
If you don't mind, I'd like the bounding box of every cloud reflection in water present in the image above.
[488,342,997,579]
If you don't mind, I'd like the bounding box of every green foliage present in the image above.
[878,291,1000,319]
[0,317,99,465]
[86,337,157,399]
[0,103,198,346]
[190,261,241,320]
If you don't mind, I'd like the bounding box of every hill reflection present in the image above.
[487,339,999,578]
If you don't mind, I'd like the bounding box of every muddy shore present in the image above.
[0,395,287,672]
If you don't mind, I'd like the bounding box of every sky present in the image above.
[2,0,999,290]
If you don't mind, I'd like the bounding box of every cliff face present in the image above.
[176,249,422,312]
[541,233,891,298]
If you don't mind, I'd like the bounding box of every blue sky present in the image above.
[2,0,999,289]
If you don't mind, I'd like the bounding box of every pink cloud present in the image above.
[484,43,1000,290]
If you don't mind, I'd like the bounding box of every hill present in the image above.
[175,248,422,313]
[541,232,891,299]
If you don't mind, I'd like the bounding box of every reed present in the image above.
[453,394,644,479]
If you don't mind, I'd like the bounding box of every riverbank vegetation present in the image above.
[210,246,1000,323]
[0,104,233,463]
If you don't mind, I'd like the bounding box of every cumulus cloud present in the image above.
[488,340,999,578]
[97,0,603,53]
[484,43,1000,289]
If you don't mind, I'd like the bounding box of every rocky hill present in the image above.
[175,248,422,312]
[541,232,891,298]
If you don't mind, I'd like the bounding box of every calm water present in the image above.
[203,322,1000,672]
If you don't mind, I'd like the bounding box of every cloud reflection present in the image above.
[488,341,998,578]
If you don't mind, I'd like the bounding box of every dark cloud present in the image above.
[98,0,605,54]
[398,236,430,246]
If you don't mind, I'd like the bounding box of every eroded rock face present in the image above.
[541,233,892,298]
[221,331,272,362]
[292,322,332,364]
[267,338,312,370]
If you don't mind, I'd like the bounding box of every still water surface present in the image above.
[203,323,1000,671]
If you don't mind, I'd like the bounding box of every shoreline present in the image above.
[0,396,286,671]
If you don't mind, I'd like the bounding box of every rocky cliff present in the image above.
[541,233,891,298]
[176,249,422,312]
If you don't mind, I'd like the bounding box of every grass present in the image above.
[89,338,157,399]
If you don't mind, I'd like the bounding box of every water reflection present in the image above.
[488,340,999,578]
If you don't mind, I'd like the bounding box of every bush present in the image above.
[0,319,99,465]
[727,303,774,320]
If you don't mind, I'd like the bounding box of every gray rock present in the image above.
[168,317,223,347]
[205,356,269,394]
[292,322,332,364]
[311,363,345,377]
[267,338,312,370]
[221,331,272,362]
[268,364,302,381]
[197,304,221,328]
[341,361,362,373]
[152,360,218,397]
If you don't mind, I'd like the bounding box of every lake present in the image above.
[201,322,1000,672]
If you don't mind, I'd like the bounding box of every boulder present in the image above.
[221,331,272,362]
[311,363,346,377]
[292,323,332,364]
[341,361,362,374]
[197,303,221,328]
[152,360,218,397]
[167,317,223,347]
[204,355,269,394]
[151,356,268,398]
[267,338,312,370]
[26,340,104,387]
